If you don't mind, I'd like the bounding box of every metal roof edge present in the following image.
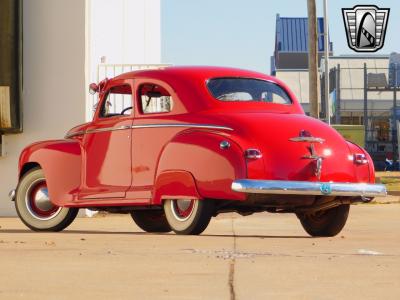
[274,69,309,72]
[277,16,325,20]
[329,55,390,59]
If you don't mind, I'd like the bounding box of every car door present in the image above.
[79,80,134,199]
[127,81,178,199]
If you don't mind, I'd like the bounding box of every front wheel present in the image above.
[296,204,350,237]
[163,199,214,235]
[15,168,79,232]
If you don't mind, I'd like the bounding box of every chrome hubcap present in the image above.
[34,187,52,211]
[25,179,61,220]
[171,199,195,222]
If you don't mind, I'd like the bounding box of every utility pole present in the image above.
[307,0,320,118]
[323,0,330,124]
[363,63,368,143]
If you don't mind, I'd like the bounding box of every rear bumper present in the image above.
[231,179,387,197]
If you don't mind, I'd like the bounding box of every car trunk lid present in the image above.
[220,112,357,182]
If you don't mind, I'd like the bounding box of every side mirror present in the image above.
[89,83,99,95]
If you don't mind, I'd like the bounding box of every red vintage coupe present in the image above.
[12,66,386,236]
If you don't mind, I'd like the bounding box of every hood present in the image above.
[219,112,358,182]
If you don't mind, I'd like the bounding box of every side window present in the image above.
[100,84,133,118]
[139,84,173,114]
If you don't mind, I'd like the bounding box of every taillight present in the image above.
[354,153,368,164]
[245,149,262,159]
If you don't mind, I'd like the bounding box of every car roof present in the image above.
[114,66,278,82]
[111,66,303,114]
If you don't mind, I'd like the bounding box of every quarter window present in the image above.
[139,84,173,114]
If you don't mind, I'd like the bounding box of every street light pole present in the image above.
[307,0,320,118]
[323,0,330,125]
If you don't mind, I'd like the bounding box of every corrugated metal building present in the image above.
[272,14,333,72]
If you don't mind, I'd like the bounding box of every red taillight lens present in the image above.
[354,153,368,164]
[245,149,262,159]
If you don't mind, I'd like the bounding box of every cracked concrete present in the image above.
[229,218,237,300]
[0,204,399,299]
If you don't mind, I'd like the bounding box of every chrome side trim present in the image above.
[130,123,233,131]
[65,126,131,138]
[289,137,325,143]
[86,125,131,134]
[65,130,85,139]
[65,123,233,139]
[231,179,387,197]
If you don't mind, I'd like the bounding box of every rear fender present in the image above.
[153,170,201,205]
[18,140,82,206]
[155,131,247,202]
[346,141,374,183]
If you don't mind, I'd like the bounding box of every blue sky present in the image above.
[161,0,400,73]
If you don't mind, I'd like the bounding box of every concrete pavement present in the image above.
[373,195,400,203]
[0,204,399,299]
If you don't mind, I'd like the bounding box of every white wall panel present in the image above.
[0,0,161,216]
[0,0,86,216]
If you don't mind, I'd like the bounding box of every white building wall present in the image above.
[90,0,160,67]
[0,0,87,216]
[87,0,161,119]
[0,0,161,216]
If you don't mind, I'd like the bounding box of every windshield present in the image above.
[207,78,291,104]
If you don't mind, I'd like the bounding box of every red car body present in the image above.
[13,66,386,235]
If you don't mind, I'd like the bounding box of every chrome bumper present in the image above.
[231,179,387,197]
[9,189,16,201]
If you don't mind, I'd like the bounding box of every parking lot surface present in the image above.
[0,204,399,299]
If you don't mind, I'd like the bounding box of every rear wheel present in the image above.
[15,168,78,232]
[163,199,214,235]
[130,210,171,233]
[296,204,350,237]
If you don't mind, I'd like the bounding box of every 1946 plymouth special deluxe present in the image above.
[11,66,386,236]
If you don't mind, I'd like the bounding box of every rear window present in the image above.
[207,78,291,104]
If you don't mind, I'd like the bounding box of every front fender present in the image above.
[155,131,247,202]
[19,140,82,206]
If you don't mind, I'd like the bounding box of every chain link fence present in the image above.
[330,63,398,170]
